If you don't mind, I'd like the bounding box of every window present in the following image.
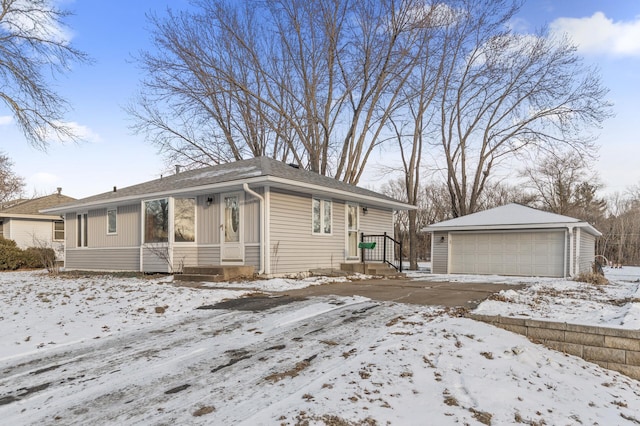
[0,220,3,239]
[53,220,64,241]
[174,198,195,242]
[312,198,332,234]
[107,209,117,234]
[144,199,169,243]
[77,213,88,247]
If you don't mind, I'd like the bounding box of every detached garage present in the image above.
[425,204,601,278]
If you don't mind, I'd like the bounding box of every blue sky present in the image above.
[2,0,640,199]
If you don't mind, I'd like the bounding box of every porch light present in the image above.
[362,206,368,215]
[207,197,213,206]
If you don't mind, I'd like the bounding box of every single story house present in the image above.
[424,203,601,278]
[43,157,412,275]
[0,189,76,260]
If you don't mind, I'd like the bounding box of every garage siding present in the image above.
[578,232,596,274]
[432,232,449,274]
[450,231,565,277]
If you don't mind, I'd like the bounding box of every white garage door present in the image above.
[450,231,565,277]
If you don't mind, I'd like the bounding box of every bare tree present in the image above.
[0,0,89,148]
[132,0,422,182]
[520,150,605,221]
[427,0,611,217]
[0,153,25,203]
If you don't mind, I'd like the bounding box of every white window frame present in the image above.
[107,208,117,235]
[53,220,65,241]
[77,212,88,247]
[143,198,169,244]
[173,197,196,244]
[312,197,332,235]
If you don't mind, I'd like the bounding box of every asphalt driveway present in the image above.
[277,278,523,308]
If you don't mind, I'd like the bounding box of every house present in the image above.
[424,203,601,278]
[42,157,412,275]
[0,189,76,260]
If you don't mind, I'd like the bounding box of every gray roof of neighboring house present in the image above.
[0,192,76,218]
[424,203,601,236]
[44,157,413,213]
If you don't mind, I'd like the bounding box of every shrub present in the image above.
[23,247,56,269]
[0,238,57,270]
[0,236,18,247]
[574,271,609,285]
[0,243,25,270]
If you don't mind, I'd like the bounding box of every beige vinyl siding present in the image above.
[66,248,140,271]
[245,244,260,267]
[197,194,219,244]
[578,232,596,274]
[66,212,77,248]
[432,232,449,274]
[360,207,394,235]
[244,194,260,244]
[89,204,141,248]
[270,189,345,274]
[4,218,53,249]
[142,246,170,272]
[198,246,220,265]
[173,246,198,270]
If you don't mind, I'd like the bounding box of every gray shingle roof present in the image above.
[45,157,411,212]
[425,203,600,236]
[0,193,76,216]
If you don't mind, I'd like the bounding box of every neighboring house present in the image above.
[0,189,76,260]
[424,203,601,278]
[43,157,412,275]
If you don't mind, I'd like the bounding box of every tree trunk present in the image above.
[408,209,418,270]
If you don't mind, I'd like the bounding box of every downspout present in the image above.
[568,225,575,277]
[243,183,265,274]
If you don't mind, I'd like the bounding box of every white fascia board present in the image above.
[43,175,414,214]
[423,221,601,235]
[0,213,62,220]
[263,176,415,210]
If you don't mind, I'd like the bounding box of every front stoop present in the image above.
[175,265,255,283]
[340,262,406,278]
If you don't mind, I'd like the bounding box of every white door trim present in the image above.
[220,192,244,264]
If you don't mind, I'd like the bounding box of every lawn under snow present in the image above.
[0,268,639,425]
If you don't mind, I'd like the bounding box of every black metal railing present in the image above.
[360,232,403,272]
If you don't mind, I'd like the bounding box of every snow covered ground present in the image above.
[0,268,639,425]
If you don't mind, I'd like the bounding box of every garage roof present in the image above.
[424,203,601,236]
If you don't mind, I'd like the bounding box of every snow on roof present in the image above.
[425,203,600,235]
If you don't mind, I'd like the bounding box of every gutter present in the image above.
[243,183,265,275]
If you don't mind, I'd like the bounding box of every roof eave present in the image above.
[43,175,414,213]
[424,221,601,235]
[0,213,62,220]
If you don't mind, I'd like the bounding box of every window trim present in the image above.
[53,220,65,241]
[77,212,88,247]
[173,197,196,244]
[143,198,169,244]
[312,197,332,236]
[107,208,117,235]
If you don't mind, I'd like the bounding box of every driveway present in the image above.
[275,278,522,308]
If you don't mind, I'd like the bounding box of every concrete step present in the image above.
[175,274,223,282]
[178,265,255,281]
[340,263,405,278]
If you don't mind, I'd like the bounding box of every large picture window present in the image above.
[174,198,195,242]
[144,199,169,243]
[312,198,332,235]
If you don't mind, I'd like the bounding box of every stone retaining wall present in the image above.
[469,314,640,380]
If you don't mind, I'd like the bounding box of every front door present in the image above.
[220,192,244,263]
[347,203,359,259]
